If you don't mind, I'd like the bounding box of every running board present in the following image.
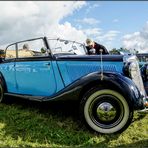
[4,93,44,102]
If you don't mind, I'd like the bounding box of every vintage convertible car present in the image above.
[0,37,147,134]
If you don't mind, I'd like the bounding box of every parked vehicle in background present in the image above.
[0,37,147,134]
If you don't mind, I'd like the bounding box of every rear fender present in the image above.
[0,72,7,92]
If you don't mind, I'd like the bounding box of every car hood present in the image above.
[54,54,124,62]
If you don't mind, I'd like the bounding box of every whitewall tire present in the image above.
[80,89,133,134]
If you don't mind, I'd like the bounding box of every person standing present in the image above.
[86,38,109,55]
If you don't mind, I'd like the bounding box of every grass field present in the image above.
[0,97,147,147]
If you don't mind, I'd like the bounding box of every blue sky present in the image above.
[0,1,148,52]
[60,1,148,52]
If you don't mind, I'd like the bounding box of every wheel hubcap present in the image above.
[96,102,116,122]
[89,95,124,128]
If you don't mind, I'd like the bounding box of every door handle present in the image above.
[45,63,50,66]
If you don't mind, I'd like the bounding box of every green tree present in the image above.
[109,48,120,55]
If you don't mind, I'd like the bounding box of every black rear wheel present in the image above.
[80,88,133,134]
[0,83,4,103]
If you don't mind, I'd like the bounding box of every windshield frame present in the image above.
[47,38,87,55]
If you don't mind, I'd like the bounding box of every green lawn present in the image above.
[0,98,147,147]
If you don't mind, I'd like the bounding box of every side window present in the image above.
[5,44,16,59]
[17,39,47,58]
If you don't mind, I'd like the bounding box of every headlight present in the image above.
[123,55,139,78]
[123,55,147,98]
[129,62,138,71]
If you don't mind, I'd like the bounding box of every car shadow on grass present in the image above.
[115,139,148,148]
[0,96,146,147]
[5,96,80,119]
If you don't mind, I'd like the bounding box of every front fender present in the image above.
[44,71,144,110]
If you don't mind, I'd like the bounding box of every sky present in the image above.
[1,1,148,53]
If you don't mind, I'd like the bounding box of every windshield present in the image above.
[48,38,87,55]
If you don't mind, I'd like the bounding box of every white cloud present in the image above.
[0,1,86,47]
[104,30,120,41]
[50,22,87,43]
[76,18,101,25]
[0,1,121,51]
[85,2,100,14]
[123,22,148,53]
[0,1,39,19]
[83,28,102,37]
[94,30,120,42]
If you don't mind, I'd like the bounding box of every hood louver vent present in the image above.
[66,64,117,81]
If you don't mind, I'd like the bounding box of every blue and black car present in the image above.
[0,37,147,134]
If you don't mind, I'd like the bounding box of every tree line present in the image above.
[109,47,139,55]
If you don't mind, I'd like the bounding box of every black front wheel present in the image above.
[80,89,133,134]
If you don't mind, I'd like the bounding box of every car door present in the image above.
[15,38,57,96]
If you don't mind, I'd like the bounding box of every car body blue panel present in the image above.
[51,61,65,91]
[57,61,124,86]
[15,61,56,96]
[0,60,64,96]
[0,60,124,96]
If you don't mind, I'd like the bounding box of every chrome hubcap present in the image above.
[96,102,117,122]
